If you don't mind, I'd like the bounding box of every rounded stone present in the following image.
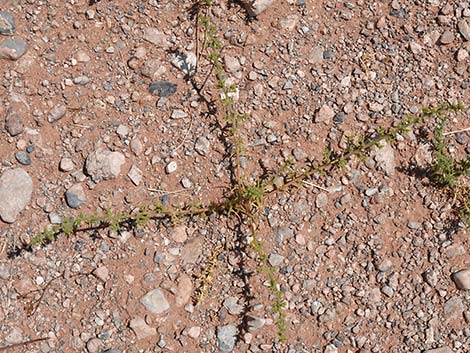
[65,184,86,209]
[15,151,31,165]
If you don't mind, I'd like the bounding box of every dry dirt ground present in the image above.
[0,0,469,352]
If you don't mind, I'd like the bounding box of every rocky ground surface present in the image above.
[0,0,469,352]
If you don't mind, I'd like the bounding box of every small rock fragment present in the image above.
[143,28,169,47]
[48,105,67,123]
[195,137,210,156]
[171,225,187,243]
[187,326,201,339]
[165,161,177,174]
[59,158,75,172]
[458,20,470,41]
[75,50,91,62]
[217,324,238,352]
[316,192,328,209]
[373,140,396,176]
[130,138,144,155]
[224,55,241,73]
[127,165,142,186]
[171,109,187,119]
[65,183,86,209]
[309,46,324,65]
[5,111,23,136]
[93,266,109,282]
[0,11,16,35]
[451,269,470,290]
[223,297,244,315]
[148,81,177,97]
[268,253,284,266]
[0,37,27,60]
[247,316,265,332]
[440,30,454,44]
[315,104,334,123]
[86,338,101,353]
[140,289,170,314]
[129,318,157,340]
[241,0,273,16]
[14,151,31,166]
[0,168,33,223]
[175,274,193,307]
[85,148,125,182]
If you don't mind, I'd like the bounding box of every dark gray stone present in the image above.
[0,11,16,35]
[65,184,86,209]
[148,81,177,97]
[15,151,31,165]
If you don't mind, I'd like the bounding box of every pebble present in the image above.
[93,266,109,282]
[0,11,16,35]
[181,177,192,189]
[143,28,169,47]
[440,30,454,44]
[373,140,396,176]
[85,148,125,182]
[316,192,328,209]
[217,324,238,352]
[187,326,201,339]
[127,165,142,186]
[224,55,241,73]
[65,183,86,209]
[195,137,210,156]
[283,15,300,31]
[86,338,101,353]
[15,151,31,165]
[129,318,157,340]
[241,0,273,16]
[130,138,144,155]
[165,161,177,174]
[59,158,75,172]
[47,105,67,123]
[48,212,62,224]
[0,168,33,223]
[309,46,324,65]
[451,269,470,290]
[5,111,23,136]
[175,274,193,307]
[315,104,334,123]
[456,48,469,62]
[443,296,463,320]
[75,50,91,62]
[140,288,170,314]
[0,37,28,60]
[268,253,284,266]
[171,109,187,119]
[458,20,470,41]
[171,225,187,243]
[148,81,177,97]
[223,297,244,315]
